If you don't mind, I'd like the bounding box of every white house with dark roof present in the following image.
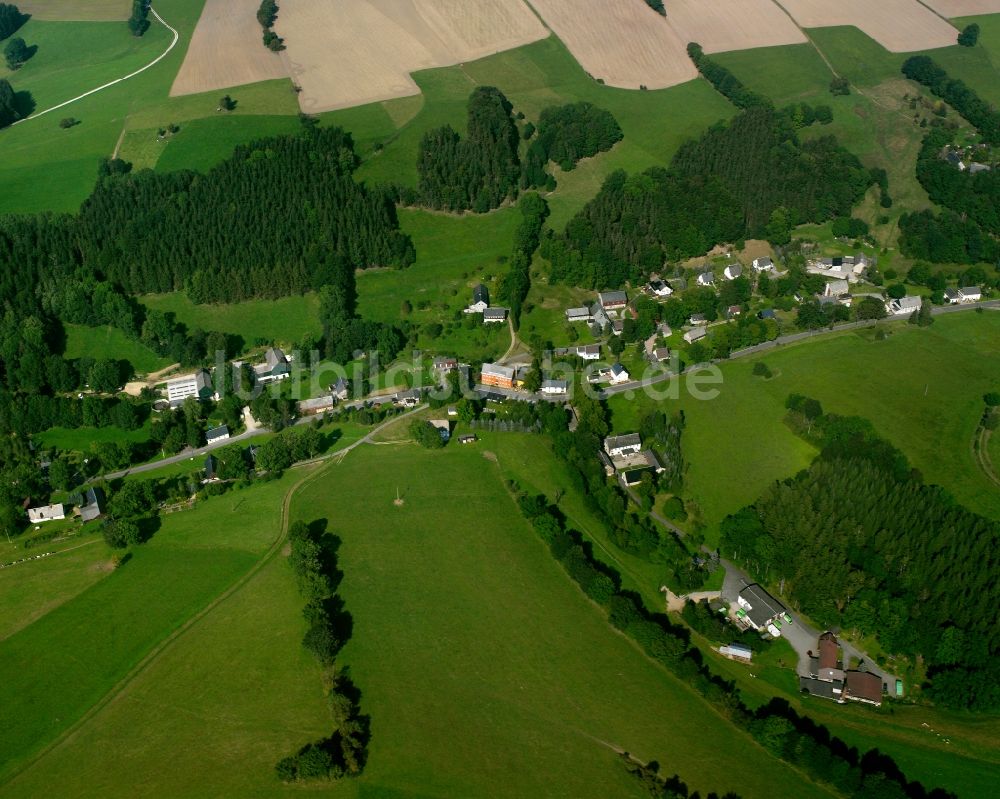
[824,279,850,297]
[255,347,291,383]
[483,307,508,324]
[752,256,774,273]
[724,263,742,281]
[604,433,642,458]
[166,370,214,407]
[737,584,786,633]
[696,271,715,287]
[206,425,230,445]
[647,279,673,297]
[433,356,458,374]
[887,295,922,316]
[608,363,630,385]
[541,379,568,395]
[465,284,490,314]
[959,286,982,303]
[565,306,592,323]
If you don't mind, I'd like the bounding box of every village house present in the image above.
[458,434,477,445]
[736,584,786,635]
[727,305,742,318]
[483,307,508,324]
[330,377,350,401]
[206,425,230,445]
[724,263,742,281]
[824,279,850,298]
[689,313,707,326]
[955,286,982,303]
[887,295,922,316]
[696,271,715,287]
[465,284,490,314]
[433,356,458,374]
[720,643,753,663]
[299,395,336,415]
[604,433,642,458]
[752,256,774,273]
[480,363,515,390]
[619,469,648,488]
[598,449,615,476]
[565,306,592,323]
[684,327,707,344]
[166,370,214,408]
[394,388,422,407]
[553,344,600,361]
[255,347,291,383]
[608,363,630,385]
[758,308,776,320]
[647,279,673,297]
[78,487,105,523]
[843,670,884,707]
[598,290,628,313]
[651,347,671,363]
[204,454,219,483]
[611,320,624,336]
[27,503,66,524]
[541,379,568,395]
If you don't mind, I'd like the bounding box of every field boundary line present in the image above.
[9,5,179,127]
[0,463,328,788]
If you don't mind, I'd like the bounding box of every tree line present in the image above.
[277,520,368,782]
[687,42,770,110]
[409,87,623,211]
[498,192,548,328]
[0,3,25,40]
[257,0,284,51]
[127,0,150,37]
[543,107,872,288]
[513,480,953,799]
[902,55,1000,145]
[720,396,1000,712]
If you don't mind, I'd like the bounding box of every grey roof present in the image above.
[698,271,715,283]
[483,307,508,320]
[959,286,981,295]
[206,425,229,441]
[969,162,991,174]
[652,347,671,361]
[542,379,568,391]
[264,347,287,370]
[79,487,105,522]
[604,433,641,452]
[725,263,743,278]
[473,284,489,304]
[598,290,627,306]
[331,377,349,394]
[799,676,843,700]
[739,584,785,629]
[481,363,515,380]
[565,306,591,318]
[754,256,773,267]
[896,296,922,312]
[610,362,627,377]
[944,288,961,300]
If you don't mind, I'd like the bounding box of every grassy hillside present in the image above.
[0,470,306,783]
[607,312,1000,540]
[63,323,170,374]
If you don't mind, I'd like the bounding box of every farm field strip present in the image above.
[659,0,806,54]
[170,0,289,96]
[922,0,1000,15]
[777,0,959,51]
[272,0,547,112]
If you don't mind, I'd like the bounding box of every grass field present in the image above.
[63,323,170,374]
[0,470,305,783]
[34,420,153,454]
[935,14,1000,106]
[139,291,322,347]
[17,1,129,21]
[607,312,1000,541]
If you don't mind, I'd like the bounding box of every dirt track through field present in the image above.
[170,0,289,97]
[777,0,958,51]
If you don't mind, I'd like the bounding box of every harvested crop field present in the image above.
[663,0,806,54]
[171,0,290,97]
[274,0,548,112]
[923,0,1000,15]
[16,1,127,21]
[778,0,958,51]
[528,0,696,89]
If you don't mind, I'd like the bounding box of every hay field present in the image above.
[171,0,290,97]
[663,0,806,54]
[16,1,127,21]
[528,0,696,88]
[778,0,958,51]
[274,0,547,113]
[923,0,1000,15]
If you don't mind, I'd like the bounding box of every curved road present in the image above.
[11,5,179,126]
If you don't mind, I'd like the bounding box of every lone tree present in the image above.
[829,76,850,96]
[0,77,22,128]
[3,36,28,70]
[218,94,236,111]
[958,23,980,47]
[409,420,445,449]
[0,3,26,41]
[127,0,150,37]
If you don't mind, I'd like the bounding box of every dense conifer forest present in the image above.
[414,86,522,212]
[521,101,623,187]
[720,400,1000,711]
[542,108,872,289]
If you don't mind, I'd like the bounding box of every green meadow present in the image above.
[607,312,1000,541]
[0,469,306,783]
[63,323,170,374]
[139,291,322,347]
